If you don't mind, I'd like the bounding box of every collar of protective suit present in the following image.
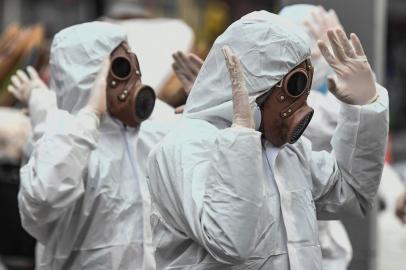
[183,10,310,129]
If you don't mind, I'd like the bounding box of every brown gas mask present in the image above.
[256,59,314,147]
[106,42,156,127]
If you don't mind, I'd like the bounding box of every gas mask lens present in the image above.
[135,86,156,120]
[286,71,308,97]
[111,57,132,79]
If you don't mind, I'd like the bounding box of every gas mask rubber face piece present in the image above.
[256,59,314,147]
[106,42,156,127]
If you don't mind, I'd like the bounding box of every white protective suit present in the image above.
[146,11,389,269]
[279,5,353,270]
[18,22,178,270]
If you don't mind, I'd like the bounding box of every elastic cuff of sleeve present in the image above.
[28,88,57,109]
[366,92,379,104]
[77,108,101,141]
[358,83,388,113]
[229,126,261,135]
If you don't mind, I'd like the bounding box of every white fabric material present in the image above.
[18,21,179,270]
[306,90,353,270]
[305,90,340,152]
[28,88,57,142]
[377,165,406,270]
[146,11,389,269]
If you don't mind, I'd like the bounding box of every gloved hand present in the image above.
[83,58,110,119]
[318,29,378,105]
[304,6,342,45]
[172,51,203,95]
[395,191,406,224]
[8,66,48,105]
[222,45,254,129]
[303,6,342,60]
[172,51,204,114]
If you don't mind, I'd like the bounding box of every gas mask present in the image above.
[256,59,314,147]
[106,42,156,127]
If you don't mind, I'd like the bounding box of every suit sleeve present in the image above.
[148,126,266,264]
[310,84,389,219]
[18,108,99,242]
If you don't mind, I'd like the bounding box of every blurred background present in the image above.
[0,0,405,270]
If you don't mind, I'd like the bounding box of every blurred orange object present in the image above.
[0,24,20,49]
[0,24,44,106]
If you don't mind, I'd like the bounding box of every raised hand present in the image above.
[318,29,377,105]
[8,66,48,105]
[84,58,110,118]
[172,51,204,95]
[304,6,342,43]
[222,45,254,129]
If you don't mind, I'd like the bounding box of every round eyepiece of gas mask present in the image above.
[285,70,308,97]
[111,56,132,80]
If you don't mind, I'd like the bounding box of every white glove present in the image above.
[317,29,378,105]
[222,45,254,129]
[172,51,204,95]
[8,66,49,105]
[83,58,110,119]
[304,6,342,59]
[304,6,342,43]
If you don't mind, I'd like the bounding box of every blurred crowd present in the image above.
[0,1,405,270]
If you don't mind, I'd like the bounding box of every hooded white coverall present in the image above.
[18,22,177,270]
[146,11,389,269]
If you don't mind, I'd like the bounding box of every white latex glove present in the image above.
[8,66,48,105]
[172,51,204,95]
[304,6,342,59]
[317,29,378,105]
[83,58,110,119]
[304,6,342,42]
[222,45,254,129]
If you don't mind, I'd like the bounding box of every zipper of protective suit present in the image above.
[122,125,142,200]
[263,145,297,269]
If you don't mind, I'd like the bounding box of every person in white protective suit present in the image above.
[279,5,353,270]
[8,66,57,145]
[146,11,389,269]
[9,21,179,269]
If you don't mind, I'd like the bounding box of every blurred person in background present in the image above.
[280,4,404,270]
[7,21,182,270]
[0,108,34,270]
[146,10,389,269]
[102,0,195,108]
[0,21,50,270]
